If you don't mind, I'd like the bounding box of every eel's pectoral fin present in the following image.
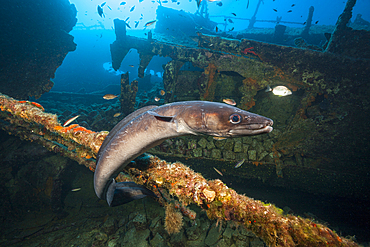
[106,180,157,207]
[148,111,174,122]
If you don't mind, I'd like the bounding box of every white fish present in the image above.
[71,188,81,192]
[63,115,80,127]
[266,85,292,96]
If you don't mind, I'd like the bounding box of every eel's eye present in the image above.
[229,114,241,124]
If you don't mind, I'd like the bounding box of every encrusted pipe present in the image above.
[129,155,358,247]
[0,92,107,170]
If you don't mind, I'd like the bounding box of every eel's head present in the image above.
[181,102,273,137]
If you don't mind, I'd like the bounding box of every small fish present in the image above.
[107,5,112,10]
[228,19,234,23]
[113,113,122,117]
[213,167,223,176]
[216,2,222,6]
[291,4,295,7]
[154,97,160,102]
[135,21,139,28]
[120,2,126,5]
[234,159,245,168]
[163,0,168,2]
[223,98,236,105]
[196,0,201,8]
[145,20,157,27]
[213,136,227,141]
[287,10,292,13]
[231,13,236,16]
[266,85,292,96]
[71,188,81,192]
[125,17,130,21]
[125,22,131,29]
[228,27,234,32]
[101,2,106,7]
[189,36,199,42]
[129,65,134,67]
[303,21,306,25]
[247,0,249,8]
[315,20,319,24]
[103,94,119,100]
[63,115,80,127]
[130,6,135,12]
[273,8,277,12]
[97,5,105,17]
[216,26,219,32]
[177,2,180,4]
[160,90,166,96]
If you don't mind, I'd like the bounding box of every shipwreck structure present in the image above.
[0,0,77,99]
[109,1,370,201]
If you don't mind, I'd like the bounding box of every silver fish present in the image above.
[213,167,223,176]
[234,159,245,168]
[266,85,292,96]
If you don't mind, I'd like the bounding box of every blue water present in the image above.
[2,0,370,245]
[52,0,370,94]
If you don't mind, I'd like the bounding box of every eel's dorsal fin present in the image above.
[147,111,174,122]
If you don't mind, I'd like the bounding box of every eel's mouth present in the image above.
[229,125,273,136]
[229,119,274,136]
